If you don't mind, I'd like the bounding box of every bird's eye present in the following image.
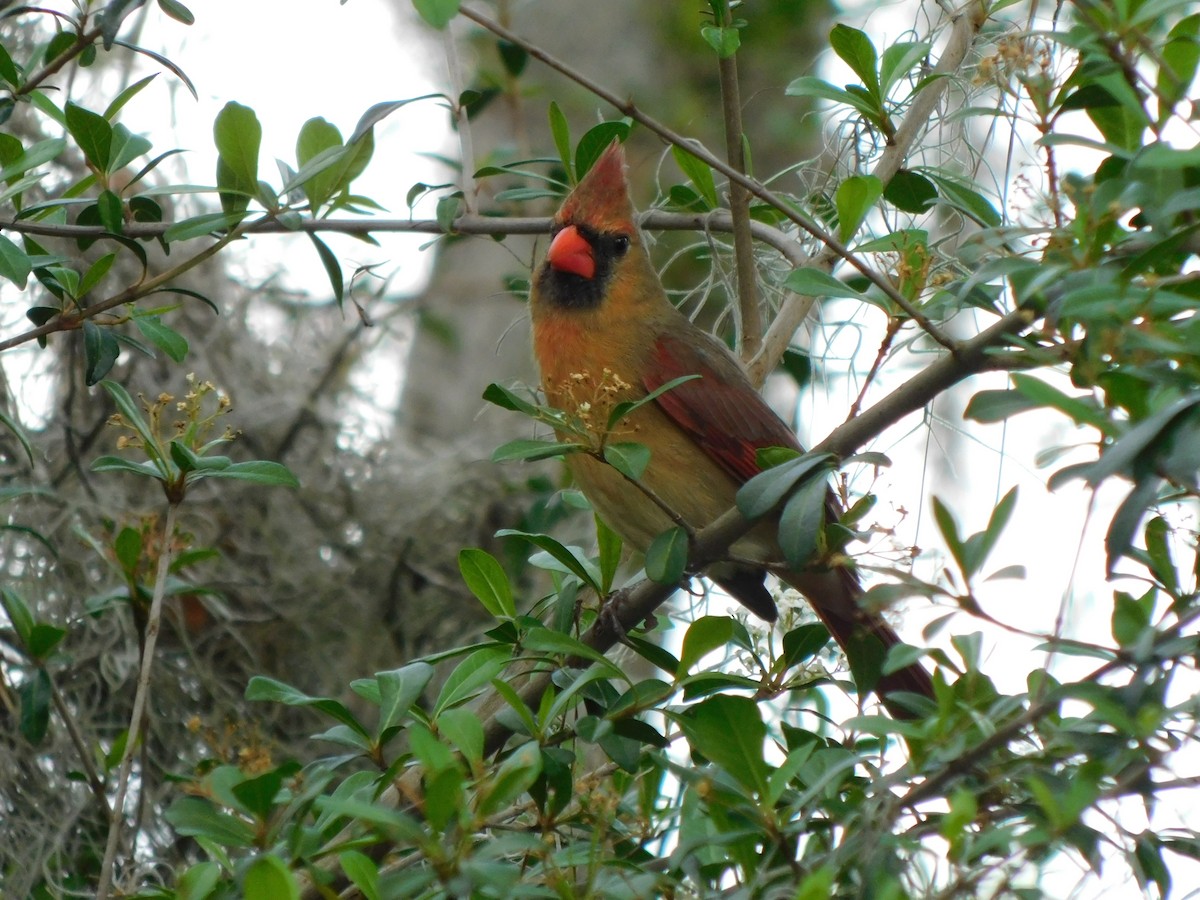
[612,235,630,255]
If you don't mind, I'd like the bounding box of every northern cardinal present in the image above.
[529,141,933,717]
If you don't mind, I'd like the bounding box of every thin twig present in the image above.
[715,6,760,361]
[0,223,246,353]
[14,23,104,98]
[443,23,478,214]
[50,675,112,817]
[96,501,179,900]
[0,212,802,353]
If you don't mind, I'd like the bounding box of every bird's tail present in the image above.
[781,565,934,720]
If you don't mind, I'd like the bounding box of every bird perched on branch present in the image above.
[529,140,933,717]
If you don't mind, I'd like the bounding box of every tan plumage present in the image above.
[529,142,933,717]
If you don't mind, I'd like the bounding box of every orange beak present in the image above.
[547,225,595,279]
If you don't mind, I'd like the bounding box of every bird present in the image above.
[528,140,934,718]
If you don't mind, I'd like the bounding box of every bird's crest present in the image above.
[556,140,636,233]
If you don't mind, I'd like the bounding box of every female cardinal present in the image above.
[529,141,933,716]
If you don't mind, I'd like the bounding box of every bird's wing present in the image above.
[645,331,803,484]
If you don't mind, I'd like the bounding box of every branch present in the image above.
[0,211,804,352]
[0,222,244,353]
[457,4,956,351]
[96,501,179,900]
[714,7,760,361]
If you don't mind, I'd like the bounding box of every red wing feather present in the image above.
[646,332,803,484]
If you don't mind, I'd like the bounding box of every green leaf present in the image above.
[782,267,865,299]
[932,496,968,580]
[548,101,572,181]
[90,456,164,479]
[879,41,930,96]
[645,526,688,585]
[199,460,299,487]
[671,143,718,209]
[497,40,528,76]
[214,101,261,216]
[603,441,650,480]
[778,474,828,569]
[93,190,123,234]
[434,646,510,714]
[163,211,246,243]
[700,24,740,58]
[108,124,151,173]
[1112,588,1155,648]
[522,627,618,669]
[338,851,381,900]
[677,694,769,795]
[962,486,1017,578]
[245,676,369,736]
[737,452,832,519]
[412,0,460,29]
[963,388,1043,423]
[376,662,434,734]
[115,526,142,573]
[79,252,117,297]
[18,669,51,742]
[65,103,112,171]
[26,623,65,660]
[165,797,256,848]
[1,588,34,646]
[575,121,630,179]
[679,615,734,674]
[595,515,622,594]
[134,315,189,362]
[479,741,542,816]
[925,171,1002,227]
[0,138,66,183]
[176,861,221,900]
[884,169,937,213]
[607,374,700,428]
[0,234,32,288]
[781,622,831,669]
[0,41,19,86]
[437,706,485,768]
[785,76,878,119]
[232,762,299,821]
[835,174,882,243]
[490,438,579,463]
[243,855,298,900]
[307,233,343,307]
[1010,373,1114,434]
[295,118,360,210]
[830,24,881,101]
[458,548,516,618]
[1144,516,1178,595]
[1159,15,1200,117]
[496,529,601,592]
[482,382,540,416]
[157,0,195,25]
[82,322,120,386]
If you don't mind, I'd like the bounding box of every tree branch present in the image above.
[714,7,760,361]
[96,501,179,900]
[0,211,805,352]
